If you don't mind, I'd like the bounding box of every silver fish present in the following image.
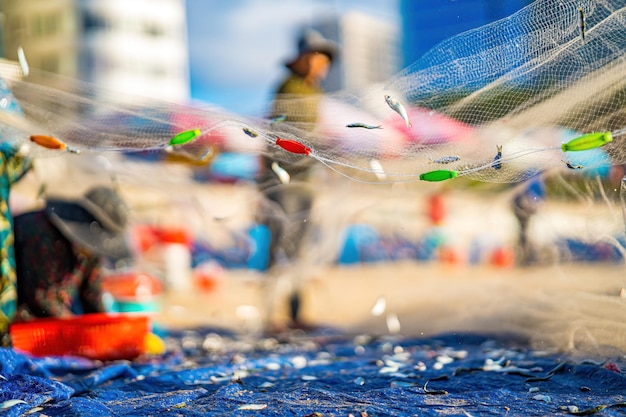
[243,127,258,138]
[346,122,382,129]
[384,95,411,128]
[370,296,386,316]
[493,145,502,170]
[369,159,386,181]
[1,399,27,409]
[563,159,584,169]
[578,7,586,43]
[237,404,267,410]
[430,155,460,164]
[17,46,29,77]
[270,114,286,124]
[271,161,290,184]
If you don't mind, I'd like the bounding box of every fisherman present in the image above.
[257,28,337,330]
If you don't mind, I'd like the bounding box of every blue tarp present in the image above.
[1,330,626,416]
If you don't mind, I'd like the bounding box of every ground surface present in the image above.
[5,155,626,416]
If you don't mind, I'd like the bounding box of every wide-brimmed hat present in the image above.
[46,186,132,260]
[286,29,338,65]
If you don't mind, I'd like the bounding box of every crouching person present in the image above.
[14,186,132,320]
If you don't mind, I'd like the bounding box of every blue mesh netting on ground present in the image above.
[1,329,626,416]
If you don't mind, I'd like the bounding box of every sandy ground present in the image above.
[155,261,626,356]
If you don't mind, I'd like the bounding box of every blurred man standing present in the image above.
[257,29,337,330]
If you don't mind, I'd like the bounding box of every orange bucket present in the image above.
[10,313,150,361]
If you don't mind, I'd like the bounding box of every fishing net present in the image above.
[1,0,626,352]
[2,8,626,416]
[0,0,624,185]
[4,332,626,417]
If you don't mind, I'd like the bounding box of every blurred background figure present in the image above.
[272,28,336,127]
[14,186,133,320]
[511,175,545,265]
[427,193,446,226]
[256,29,337,330]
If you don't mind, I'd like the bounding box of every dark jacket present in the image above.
[14,211,104,318]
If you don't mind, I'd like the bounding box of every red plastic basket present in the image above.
[10,313,150,361]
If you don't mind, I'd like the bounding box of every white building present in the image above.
[314,11,400,93]
[1,0,189,102]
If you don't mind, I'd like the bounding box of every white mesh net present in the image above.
[0,0,624,185]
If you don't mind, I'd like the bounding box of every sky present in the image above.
[185,0,399,116]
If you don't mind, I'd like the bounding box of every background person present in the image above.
[257,28,337,330]
[14,185,133,319]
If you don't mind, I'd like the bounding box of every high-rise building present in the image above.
[1,0,189,102]
[313,11,400,92]
[401,0,534,67]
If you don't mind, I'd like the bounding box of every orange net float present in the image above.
[30,135,80,154]
[30,134,66,150]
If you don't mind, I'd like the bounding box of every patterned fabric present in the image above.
[14,211,105,319]
[0,76,33,346]
[0,143,31,345]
